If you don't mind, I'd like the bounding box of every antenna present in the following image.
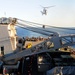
[4,12,6,17]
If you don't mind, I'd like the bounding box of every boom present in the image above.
[3,33,75,61]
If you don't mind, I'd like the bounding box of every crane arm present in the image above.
[3,34,75,61]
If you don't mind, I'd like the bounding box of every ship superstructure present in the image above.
[0,17,17,55]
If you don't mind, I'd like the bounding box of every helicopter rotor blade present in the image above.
[40,5,55,9]
[44,5,56,9]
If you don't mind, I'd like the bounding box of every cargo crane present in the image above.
[0,17,75,75]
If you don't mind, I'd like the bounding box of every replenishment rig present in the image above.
[0,17,75,75]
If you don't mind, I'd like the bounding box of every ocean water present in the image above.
[16,27,46,37]
[16,27,75,48]
[16,27,75,37]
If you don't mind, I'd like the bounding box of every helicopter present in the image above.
[40,5,55,15]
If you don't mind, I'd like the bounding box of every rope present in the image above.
[17,18,75,30]
[17,22,58,35]
[17,24,50,36]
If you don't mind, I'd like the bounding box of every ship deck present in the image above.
[24,37,75,58]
